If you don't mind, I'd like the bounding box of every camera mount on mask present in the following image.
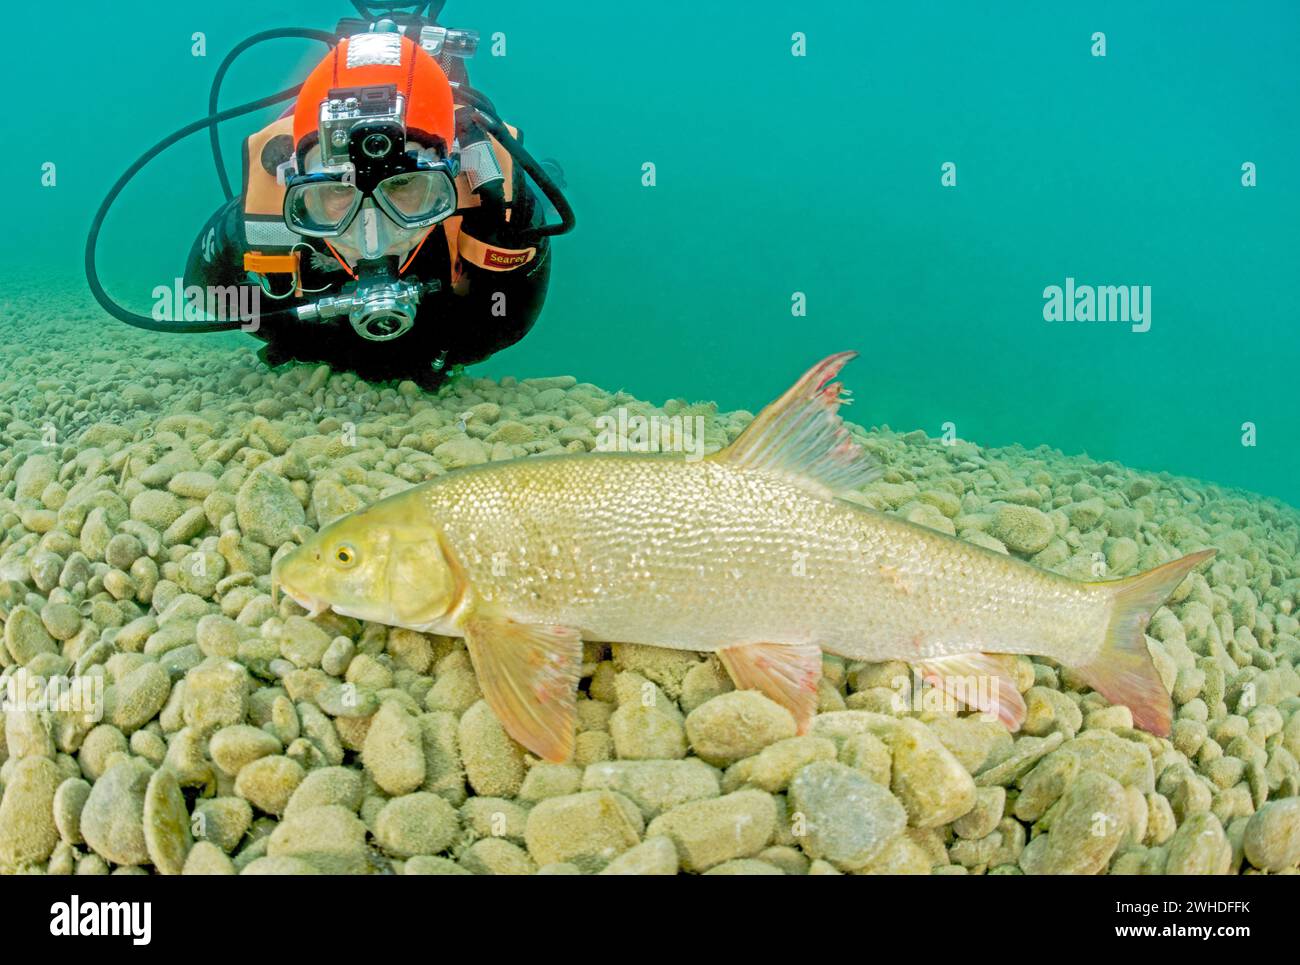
[84,1,573,338]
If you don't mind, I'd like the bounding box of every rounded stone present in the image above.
[684,691,797,766]
[0,757,63,866]
[110,662,172,734]
[374,792,460,858]
[1243,798,1300,872]
[80,760,151,866]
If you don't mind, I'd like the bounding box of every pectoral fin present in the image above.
[718,642,823,734]
[915,653,1026,730]
[463,615,584,763]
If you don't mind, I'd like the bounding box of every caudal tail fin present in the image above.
[1073,549,1216,737]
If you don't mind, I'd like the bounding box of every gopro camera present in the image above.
[319,84,405,167]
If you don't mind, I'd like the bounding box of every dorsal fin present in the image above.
[710,351,879,497]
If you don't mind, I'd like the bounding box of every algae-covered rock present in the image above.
[267,805,369,874]
[234,755,304,816]
[182,658,249,733]
[1242,798,1300,872]
[143,766,192,874]
[788,761,906,870]
[110,662,172,733]
[235,467,304,546]
[0,757,63,866]
[598,835,680,875]
[363,700,425,795]
[884,719,977,827]
[988,504,1055,555]
[80,759,151,866]
[209,725,282,775]
[1165,812,1232,875]
[685,691,797,766]
[4,605,57,665]
[374,792,459,858]
[285,766,364,817]
[1018,771,1127,875]
[458,700,525,796]
[523,790,644,868]
[580,759,720,819]
[646,789,776,872]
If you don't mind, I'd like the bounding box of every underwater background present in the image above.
[4,0,1298,505]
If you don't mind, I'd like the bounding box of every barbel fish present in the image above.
[273,353,1212,762]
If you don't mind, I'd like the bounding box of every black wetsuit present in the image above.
[183,112,553,388]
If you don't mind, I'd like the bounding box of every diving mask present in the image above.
[284,163,458,238]
[284,82,459,247]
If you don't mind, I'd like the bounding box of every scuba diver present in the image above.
[86,1,573,389]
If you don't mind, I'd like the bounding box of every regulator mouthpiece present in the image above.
[296,275,440,341]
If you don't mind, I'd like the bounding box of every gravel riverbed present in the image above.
[1,289,1298,875]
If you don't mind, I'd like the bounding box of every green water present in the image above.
[5,0,1298,505]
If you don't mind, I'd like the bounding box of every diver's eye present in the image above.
[334,544,357,567]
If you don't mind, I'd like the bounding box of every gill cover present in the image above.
[386,533,462,628]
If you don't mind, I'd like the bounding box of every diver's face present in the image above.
[298,142,438,265]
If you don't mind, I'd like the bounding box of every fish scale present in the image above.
[274,351,1211,757]
[425,452,1111,665]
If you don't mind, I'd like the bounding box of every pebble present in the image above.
[0,305,1292,878]
[363,701,426,795]
[4,605,57,664]
[235,467,304,546]
[883,719,977,828]
[209,725,283,775]
[788,761,907,870]
[52,778,92,845]
[192,797,252,852]
[182,658,249,733]
[267,804,369,874]
[598,834,679,875]
[1018,771,1128,874]
[987,504,1056,554]
[684,691,797,766]
[1242,798,1300,871]
[234,755,305,816]
[143,766,192,874]
[80,760,152,866]
[524,790,644,869]
[1165,812,1232,875]
[110,662,172,733]
[183,840,237,875]
[374,793,460,857]
[645,790,776,872]
[580,759,720,819]
[0,757,63,866]
[458,700,525,797]
[284,766,364,817]
[130,490,184,530]
[280,615,333,668]
[740,736,838,792]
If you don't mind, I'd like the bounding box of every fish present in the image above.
[272,352,1214,762]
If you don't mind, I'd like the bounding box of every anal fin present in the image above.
[915,652,1027,731]
[718,642,823,734]
[463,615,584,763]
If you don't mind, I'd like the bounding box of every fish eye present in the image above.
[334,544,357,567]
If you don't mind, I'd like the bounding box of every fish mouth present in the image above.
[272,575,330,619]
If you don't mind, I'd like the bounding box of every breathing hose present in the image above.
[209,28,338,200]
[84,86,313,334]
[86,16,573,336]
